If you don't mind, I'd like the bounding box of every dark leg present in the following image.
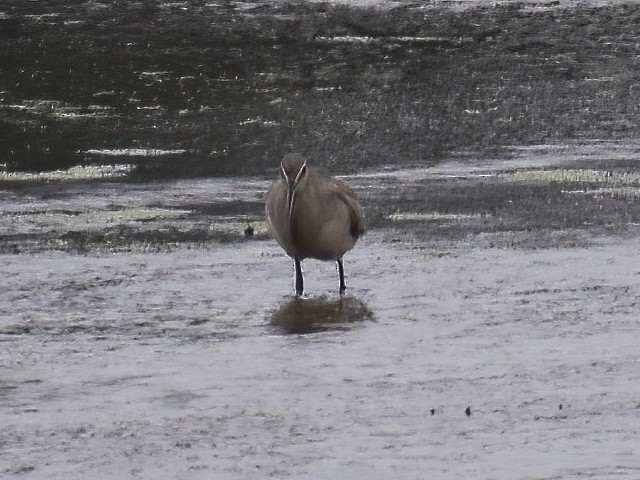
[337,258,346,295]
[294,258,304,296]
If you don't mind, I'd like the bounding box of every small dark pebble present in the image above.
[465,406,471,417]
[13,466,35,474]
[244,225,255,238]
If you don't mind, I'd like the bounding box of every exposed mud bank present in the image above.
[3,140,640,255]
[1,0,639,175]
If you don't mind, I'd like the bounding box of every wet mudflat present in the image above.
[3,144,640,479]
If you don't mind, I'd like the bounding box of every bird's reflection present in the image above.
[269,295,373,335]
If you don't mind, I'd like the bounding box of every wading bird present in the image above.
[266,153,365,296]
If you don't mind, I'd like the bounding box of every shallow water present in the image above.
[2,147,640,478]
[2,234,640,479]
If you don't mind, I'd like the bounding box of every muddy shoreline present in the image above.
[3,140,640,255]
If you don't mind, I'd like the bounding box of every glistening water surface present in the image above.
[2,145,640,479]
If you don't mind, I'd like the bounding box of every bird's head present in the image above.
[281,153,307,185]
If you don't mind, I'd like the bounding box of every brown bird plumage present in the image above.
[265,153,365,295]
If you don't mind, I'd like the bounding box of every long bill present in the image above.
[287,184,296,222]
[286,161,306,223]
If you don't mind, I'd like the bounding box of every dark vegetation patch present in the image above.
[364,172,640,248]
[1,1,638,177]
[0,225,246,254]
[174,200,265,217]
[0,195,267,254]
